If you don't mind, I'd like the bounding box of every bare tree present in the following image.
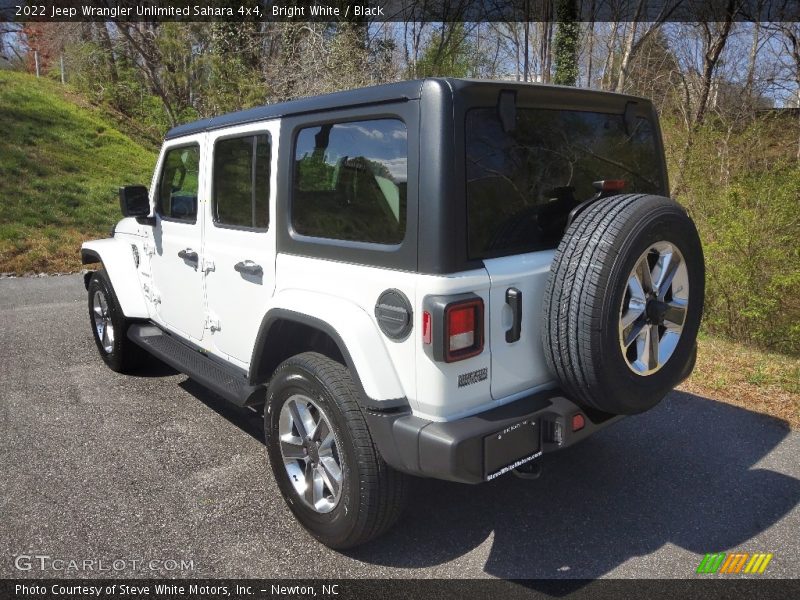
[538,19,554,83]
[614,0,683,93]
[116,22,185,126]
[670,1,741,195]
[692,4,739,128]
[769,22,800,158]
[600,20,620,90]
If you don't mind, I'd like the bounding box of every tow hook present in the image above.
[513,460,543,480]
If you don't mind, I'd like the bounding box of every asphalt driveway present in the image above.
[1,274,798,579]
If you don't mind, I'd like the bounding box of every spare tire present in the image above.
[542,194,704,415]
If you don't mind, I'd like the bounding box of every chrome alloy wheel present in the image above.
[619,241,690,376]
[278,394,343,514]
[92,290,114,354]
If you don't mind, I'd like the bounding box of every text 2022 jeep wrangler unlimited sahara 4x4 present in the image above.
[81,79,704,549]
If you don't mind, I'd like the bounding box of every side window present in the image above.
[157,145,200,222]
[213,134,270,229]
[292,119,407,245]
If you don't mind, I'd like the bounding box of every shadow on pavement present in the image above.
[172,378,800,581]
[128,357,179,378]
[178,378,264,442]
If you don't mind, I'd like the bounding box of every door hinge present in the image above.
[142,283,161,304]
[142,241,156,257]
[202,257,215,273]
[205,314,221,332]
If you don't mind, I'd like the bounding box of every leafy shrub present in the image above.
[663,116,800,356]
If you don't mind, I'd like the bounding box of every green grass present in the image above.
[681,334,800,428]
[0,71,157,273]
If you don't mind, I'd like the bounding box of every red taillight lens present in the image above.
[422,311,432,345]
[448,306,475,349]
[572,413,585,432]
[444,299,483,362]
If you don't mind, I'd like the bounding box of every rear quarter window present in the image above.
[291,119,408,245]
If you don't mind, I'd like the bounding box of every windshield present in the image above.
[466,107,664,259]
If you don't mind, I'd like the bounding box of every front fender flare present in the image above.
[252,291,407,408]
[81,239,148,319]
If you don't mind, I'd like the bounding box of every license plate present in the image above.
[484,418,541,481]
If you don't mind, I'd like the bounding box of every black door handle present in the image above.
[178,248,198,262]
[505,287,522,343]
[234,260,263,276]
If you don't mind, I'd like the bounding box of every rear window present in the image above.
[213,134,270,229]
[466,107,663,259]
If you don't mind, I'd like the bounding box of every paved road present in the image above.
[1,275,798,580]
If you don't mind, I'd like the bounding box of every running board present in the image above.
[127,323,264,407]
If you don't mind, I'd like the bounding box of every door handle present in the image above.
[505,287,522,343]
[234,260,263,276]
[178,248,198,262]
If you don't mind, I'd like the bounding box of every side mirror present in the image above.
[119,185,151,218]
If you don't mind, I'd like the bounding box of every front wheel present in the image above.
[265,352,408,549]
[87,270,146,373]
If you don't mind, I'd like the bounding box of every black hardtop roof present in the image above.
[165,79,425,140]
[164,78,649,140]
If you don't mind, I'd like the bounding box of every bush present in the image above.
[663,115,800,356]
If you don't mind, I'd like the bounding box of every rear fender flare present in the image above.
[251,291,406,408]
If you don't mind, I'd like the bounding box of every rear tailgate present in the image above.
[464,96,666,402]
[484,251,556,399]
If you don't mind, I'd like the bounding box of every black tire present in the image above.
[542,194,705,415]
[265,352,408,549]
[87,269,146,373]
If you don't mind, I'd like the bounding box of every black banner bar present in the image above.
[1,0,799,23]
[2,579,800,600]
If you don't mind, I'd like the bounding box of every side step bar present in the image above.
[127,323,264,407]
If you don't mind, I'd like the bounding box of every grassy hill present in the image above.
[0,70,157,273]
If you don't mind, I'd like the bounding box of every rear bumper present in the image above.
[365,390,622,484]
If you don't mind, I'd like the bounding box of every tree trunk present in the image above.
[744,21,760,99]
[615,21,638,93]
[600,21,618,91]
[96,22,117,85]
[540,20,553,83]
[585,15,595,87]
[693,12,736,129]
[614,0,679,93]
[523,7,530,82]
[553,0,580,86]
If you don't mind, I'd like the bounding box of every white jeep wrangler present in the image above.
[81,79,704,549]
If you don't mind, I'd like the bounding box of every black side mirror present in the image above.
[119,185,151,218]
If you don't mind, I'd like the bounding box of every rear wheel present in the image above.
[87,270,146,373]
[265,352,408,549]
[542,194,705,415]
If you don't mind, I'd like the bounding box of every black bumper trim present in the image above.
[366,389,622,484]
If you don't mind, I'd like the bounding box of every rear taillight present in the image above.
[444,299,484,362]
[422,311,432,345]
